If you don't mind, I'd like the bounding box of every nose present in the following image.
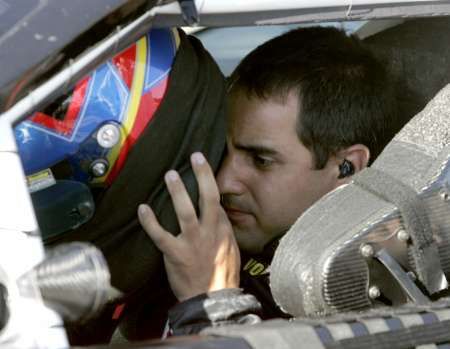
[216,152,246,196]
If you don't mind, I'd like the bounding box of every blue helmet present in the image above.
[14,28,179,239]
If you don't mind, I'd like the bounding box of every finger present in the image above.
[217,207,236,240]
[190,152,220,227]
[138,204,178,252]
[164,170,199,236]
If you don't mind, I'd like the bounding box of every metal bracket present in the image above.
[178,0,199,26]
[375,248,430,305]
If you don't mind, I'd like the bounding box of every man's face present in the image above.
[217,90,340,254]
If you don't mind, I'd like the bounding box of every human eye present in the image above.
[252,154,274,169]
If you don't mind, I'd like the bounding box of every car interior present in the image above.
[2,1,450,348]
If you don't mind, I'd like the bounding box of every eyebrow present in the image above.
[233,142,279,156]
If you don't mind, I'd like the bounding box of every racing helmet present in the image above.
[14,28,179,240]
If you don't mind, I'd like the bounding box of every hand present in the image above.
[138,152,240,301]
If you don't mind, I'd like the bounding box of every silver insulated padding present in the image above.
[19,242,113,322]
[270,84,450,317]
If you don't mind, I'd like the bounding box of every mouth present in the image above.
[223,206,253,223]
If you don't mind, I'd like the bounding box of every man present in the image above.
[137,26,403,335]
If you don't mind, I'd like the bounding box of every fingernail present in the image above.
[165,170,179,182]
[191,152,205,165]
[138,204,149,216]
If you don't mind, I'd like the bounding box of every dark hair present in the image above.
[229,26,400,169]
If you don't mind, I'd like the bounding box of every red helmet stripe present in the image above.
[106,77,168,184]
[112,44,136,90]
[96,29,179,186]
[100,36,147,185]
[129,78,168,142]
[30,77,90,136]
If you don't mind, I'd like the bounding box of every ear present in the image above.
[336,144,370,183]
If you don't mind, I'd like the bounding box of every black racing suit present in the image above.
[167,238,290,336]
